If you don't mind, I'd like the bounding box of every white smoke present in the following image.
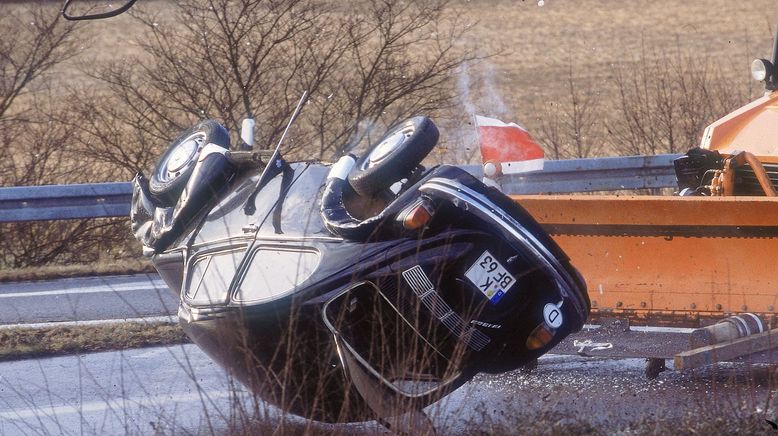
[479,61,509,119]
[457,63,476,116]
[445,60,511,164]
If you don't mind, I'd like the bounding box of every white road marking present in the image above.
[0,280,168,299]
[630,325,696,334]
[0,315,177,330]
[0,390,236,421]
[582,323,695,334]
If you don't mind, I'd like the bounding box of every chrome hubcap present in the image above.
[362,125,414,170]
[161,132,205,181]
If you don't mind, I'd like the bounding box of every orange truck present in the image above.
[507,25,778,374]
[514,44,778,328]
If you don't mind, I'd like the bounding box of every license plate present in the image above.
[465,251,517,304]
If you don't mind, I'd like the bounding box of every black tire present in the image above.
[149,120,230,206]
[348,116,438,196]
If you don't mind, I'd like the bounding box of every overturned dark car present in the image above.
[130,113,590,426]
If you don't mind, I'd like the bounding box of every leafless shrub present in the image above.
[70,0,475,179]
[0,95,134,268]
[535,66,603,159]
[0,218,135,269]
[0,4,78,122]
[0,2,136,269]
[532,40,753,161]
[607,41,751,156]
[3,93,96,185]
[0,3,80,186]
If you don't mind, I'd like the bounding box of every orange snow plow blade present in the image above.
[515,195,778,326]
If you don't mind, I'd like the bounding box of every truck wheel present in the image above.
[645,358,666,379]
[149,120,230,206]
[348,116,438,196]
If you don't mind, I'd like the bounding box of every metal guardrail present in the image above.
[463,153,680,194]
[0,182,132,223]
[0,154,681,223]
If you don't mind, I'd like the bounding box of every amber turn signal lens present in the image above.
[526,323,555,350]
[403,202,432,230]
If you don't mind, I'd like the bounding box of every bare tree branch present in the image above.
[70,0,476,174]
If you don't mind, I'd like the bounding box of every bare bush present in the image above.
[0,90,135,269]
[0,2,137,269]
[535,66,603,159]
[532,41,752,160]
[607,42,750,156]
[0,218,136,269]
[0,4,78,121]
[70,0,475,179]
[0,3,79,186]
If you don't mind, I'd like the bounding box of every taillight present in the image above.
[402,199,433,230]
[526,323,555,350]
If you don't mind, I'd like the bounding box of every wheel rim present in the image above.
[158,132,206,182]
[361,125,415,171]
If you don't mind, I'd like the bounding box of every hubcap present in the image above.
[160,132,205,181]
[362,126,414,170]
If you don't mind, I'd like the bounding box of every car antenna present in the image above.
[243,90,308,215]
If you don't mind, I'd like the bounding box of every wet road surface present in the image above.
[0,274,175,325]
[1,345,776,435]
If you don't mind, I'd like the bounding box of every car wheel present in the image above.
[149,120,230,206]
[348,116,438,196]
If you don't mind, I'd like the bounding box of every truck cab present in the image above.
[675,25,778,197]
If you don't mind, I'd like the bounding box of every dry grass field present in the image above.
[445,0,778,157]
[39,2,775,121]
[1,0,777,269]
[462,0,777,107]
[9,0,778,157]
[71,1,778,96]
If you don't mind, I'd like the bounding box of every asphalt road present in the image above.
[0,344,236,435]
[1,275,776,434]
[0,274,175,326]
[0,344,776,435]
[0,344,380,435]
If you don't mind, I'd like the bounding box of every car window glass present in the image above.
[252,163,330,237]
[233,247,320,304]
[185,249,243,306]
[194,172,282,245]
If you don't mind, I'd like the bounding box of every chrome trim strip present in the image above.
[178,304,232,323]
[401,265,491,351]
[159,246,186,256]
[189,234,343,250]
[419,178,581,307]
